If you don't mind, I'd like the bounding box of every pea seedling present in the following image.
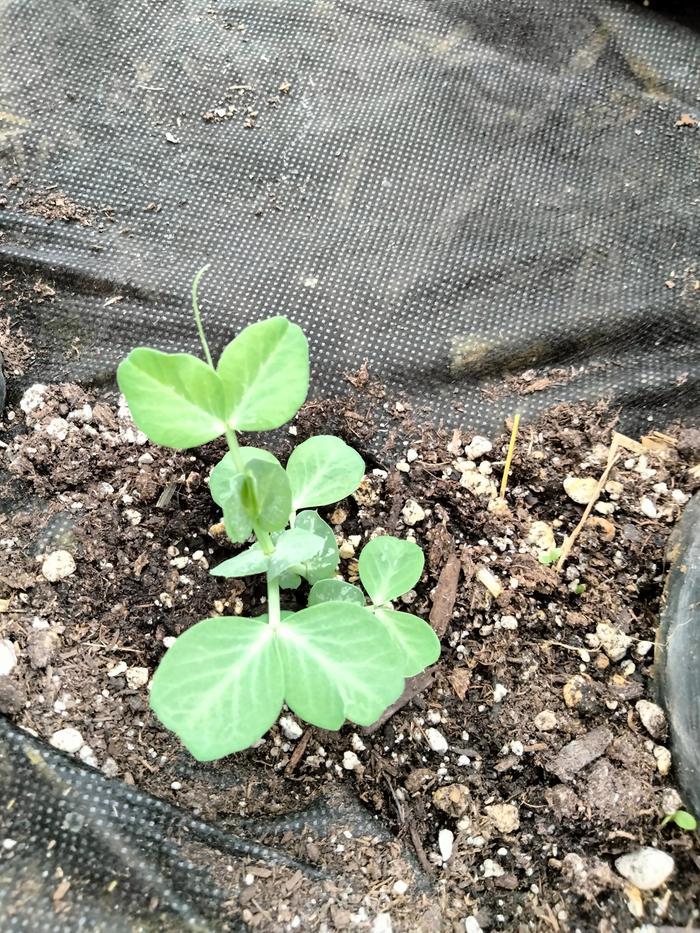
[117,271,440,760]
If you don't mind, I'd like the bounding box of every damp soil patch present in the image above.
[1,373,699,931]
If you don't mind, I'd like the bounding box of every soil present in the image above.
[0,344,699,932]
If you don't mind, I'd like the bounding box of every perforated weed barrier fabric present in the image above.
[1,1,700,931]
[1,0,699,433]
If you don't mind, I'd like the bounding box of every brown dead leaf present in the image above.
[448,667,471,700]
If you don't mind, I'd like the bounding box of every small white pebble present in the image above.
[342,751,362,771]
[406,448,418,462]
[392,879,409,896]
[0,639,17,677]
[279,716,303,741]
[2,839,17,851]
[351,733,366,752]
[107,661,128,678]
[426,728,449,753]
[493,683,508,703]
[640,496,657,519]
[438,828,454,862]
[125,666,149,689]
[510,740,524,757]
[50,727,84,754]
[41,550,76,582]
[162,636,176,648]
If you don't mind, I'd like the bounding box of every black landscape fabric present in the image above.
[1,0,699,433]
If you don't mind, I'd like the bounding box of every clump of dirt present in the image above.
[0,373,699,932]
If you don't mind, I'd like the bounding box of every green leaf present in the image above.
[538,548,561,566]
[210,543,269,578]
[373,608,440,677]
[286,436,365,509]
[277,604,405,728]
[117,348,227,449]
[149,617,284,761]
[308,579,365,607]
[358,536,424,605]
[219,473,253,543]
[291,511,339,584]
[673,810,698,831]
[244,459,292,532]
[211,528,323,579]
[209,448,280,505]
[217,317,309,431]
[269,528,324,578]
[278,571,302,590]
[210,453,292,543]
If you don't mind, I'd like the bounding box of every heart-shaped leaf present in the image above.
[149,617,284,761]
[117,349,227,449]
[291,511,339,584]
[209,447,280,506]
[211,453,292,543]
[243,459,292,533]
[308,579,365,607]
[286,436,365,509]
[358,536,424,605]
[373,608,440,677]
[277,604,405,728]
[217,317,309,431]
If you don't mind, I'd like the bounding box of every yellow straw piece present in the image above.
[499,412,521,499]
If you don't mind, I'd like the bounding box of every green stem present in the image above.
[267,574,281,628]
[191,265,214,369]
[225,428,244,471]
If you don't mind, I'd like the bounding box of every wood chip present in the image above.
[428,553,460,636]
[284,729,311,774]
[545,726,613,782]
[361,669,435,734]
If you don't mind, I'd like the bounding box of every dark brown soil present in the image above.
[1,361,699,931]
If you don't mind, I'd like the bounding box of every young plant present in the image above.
[661,809,697,832]
[117,271,440,760]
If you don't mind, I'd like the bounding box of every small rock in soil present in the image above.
[635,699,667,739]
[465,918,484,933]
[125,666,149,689]
[615,847,674,890]
[564,475,599,504]
[41,549,76,582]
[372,913,393,933]
[0,639,17,676]
[279,716,303,740]
[401,499,426,526]
[433,783,470,817]
[49,727,84,753]
[464,435,492,458]
[26,629,59,668]
[654,745,672,775]
[438,828,454,862]
[596,622,632,661]
[563,673,599,712]
[660,788,683,815]
[546,726,613,782]
[485,802,520,834]
[534,709,557,731]
[342,751,362,771]
[425,727,449,753]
